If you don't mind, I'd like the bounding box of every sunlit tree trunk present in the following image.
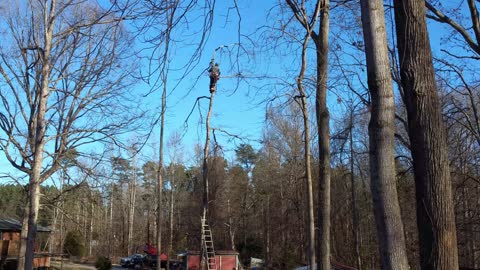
[17,205,29,270]
[24,1,55,265]
[361,0,409,270]
[128,152,137,255]
[360,0,410,269]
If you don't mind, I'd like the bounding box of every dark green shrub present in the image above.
[95,256,112,270]
[63,230,86,256]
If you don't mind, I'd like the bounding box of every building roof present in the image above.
[0,218,51,233]
[182,250,240,256]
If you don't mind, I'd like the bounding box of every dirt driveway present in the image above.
[50,261,128,269]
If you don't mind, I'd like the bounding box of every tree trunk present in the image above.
[312,0,330,269]
[200,61,217,270]
[360,1,410,269]
[393,1,459,269]
[49,204,58,254]
[349,111,362,270]
[156,81,166,270]
[25,180,41,270]
[167,167,175,270]
[24,16,53,268]
[109,182,114,258]
[128,154,137,255]
[17,204,29,270]
[297,33,316,270]
[89,200,94,256]
[227,199,235,251]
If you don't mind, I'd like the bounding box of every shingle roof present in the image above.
[0,218,51,232]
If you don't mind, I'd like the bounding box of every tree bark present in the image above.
[393,1,459,269]
[296,32,316,270]
[311,1,331,269]
[17,204,29,270]
[360,1,410,269]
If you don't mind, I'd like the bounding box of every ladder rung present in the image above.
[202,219,217,270]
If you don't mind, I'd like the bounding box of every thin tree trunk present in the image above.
[349,112,362,270]
[312,0,331,268]
[167,166,175,270]
[360,1,410,269]
[202,81,215,220]
[49,205,58,254]
[156,81,166,270]
[128,154,137,255]
[59,174,64,255]
[296,32,316,270]
[109,182,114,258]
[147,204,151,244]
[393,1,459,269]
[227,199,235,251]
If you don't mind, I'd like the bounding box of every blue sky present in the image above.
[1,0,478,184]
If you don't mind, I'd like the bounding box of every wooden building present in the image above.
[179,250,239,270]
[0,218,51,270]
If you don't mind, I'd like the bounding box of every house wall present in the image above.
[187,254,238,270]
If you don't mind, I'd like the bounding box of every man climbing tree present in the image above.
[209,61,221,94]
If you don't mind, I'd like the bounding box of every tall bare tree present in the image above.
[312,1,331,268]
[393,1,459,269]
[283,0,330,267]
[359,0,410,269]
[285,1,323,268]
[0,1,140,268]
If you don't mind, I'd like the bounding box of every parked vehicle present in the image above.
[120,254,145,268]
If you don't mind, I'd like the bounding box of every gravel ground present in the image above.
[50,261,129,270]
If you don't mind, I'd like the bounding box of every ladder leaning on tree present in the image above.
[201,218,217,270]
